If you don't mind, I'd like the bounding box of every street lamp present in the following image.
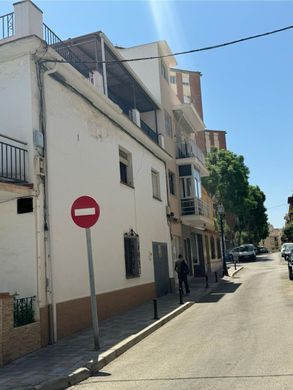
[218,204,228,276]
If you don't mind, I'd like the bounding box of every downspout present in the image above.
[36,59,58,343]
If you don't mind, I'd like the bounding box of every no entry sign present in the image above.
[71,196,100,229]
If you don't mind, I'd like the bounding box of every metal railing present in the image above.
[0,12,14,40]
[181,197,211,218]
[177,139,205,165]
[43,23,90,75]
[14,296,35,327]
[0,134,27,183]
[141,120,159,144]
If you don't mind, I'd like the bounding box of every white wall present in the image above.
[0,200,37,297]
[43,73,172,303]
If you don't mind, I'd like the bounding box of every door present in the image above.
[153,242,170,297]
[184,238,192,274]
[196,234,205,276]
[205,235,212,275]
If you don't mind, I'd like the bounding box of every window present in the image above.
[168,171,176,195]
[210,236,216,259]
[217,238,221,258]
[124,230,141,278]
[182,76,189,85]
[151,169,161,200]
[164,111,173,138]
[161,60,169,82]
[183,95,191,104]
[170,75,176,84]
[119,147,133,187]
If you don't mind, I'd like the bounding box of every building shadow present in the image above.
[197,280,241,303]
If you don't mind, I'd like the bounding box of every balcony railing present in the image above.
[0,12,14,40]
[0,134,27,183]
[14,296,35,327]
[181,197,211,218]
[141,120,159,144]
[177,140,205,165]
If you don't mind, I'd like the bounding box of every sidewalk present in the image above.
[0,265,242,390]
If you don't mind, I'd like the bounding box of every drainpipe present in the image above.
[36,60,58,343]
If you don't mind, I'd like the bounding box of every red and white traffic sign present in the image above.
[71,196,100,229]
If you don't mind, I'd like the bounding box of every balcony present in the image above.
[181,197,214,228]
[176,140,208,176]
[0,134,32,202]
[0,12,14,40]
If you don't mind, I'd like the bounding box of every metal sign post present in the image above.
[71,195,101,350]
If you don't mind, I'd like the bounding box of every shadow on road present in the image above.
[255,255,274,262]
[197,279,241,303]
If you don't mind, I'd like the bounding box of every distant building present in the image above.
[261,224,282,251]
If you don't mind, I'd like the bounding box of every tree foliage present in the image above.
[203,148,269,246]
[283,220,293,242]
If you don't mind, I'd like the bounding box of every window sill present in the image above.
[153,195,162,202]
[120,181,135,189]
[126,275,140,279]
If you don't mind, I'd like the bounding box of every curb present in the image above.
[229,266,243,278]
[33,301,194,390]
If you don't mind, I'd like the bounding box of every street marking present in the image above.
[74,207,96,216]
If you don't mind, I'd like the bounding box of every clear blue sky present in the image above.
[2,0,292,228]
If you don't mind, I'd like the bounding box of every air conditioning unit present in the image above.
[158,134,165,149]
[129,109,141,128]
[89,70,104,94]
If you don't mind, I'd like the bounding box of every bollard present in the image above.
[205,274,209,288]
[234,260,237,270]
[215,271,218,283]
[153,299,159,320]
[179,288,183,305]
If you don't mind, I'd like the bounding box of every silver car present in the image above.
[282,243,293,260]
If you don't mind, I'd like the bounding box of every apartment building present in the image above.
[116,43,223,279]
[0,1,173,362]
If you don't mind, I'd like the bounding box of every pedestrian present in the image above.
[175,254,190,294]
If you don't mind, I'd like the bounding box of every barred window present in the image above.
[151,169,161,200]
[124,230,141,278]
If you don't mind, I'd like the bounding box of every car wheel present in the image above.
[288,267,293,280]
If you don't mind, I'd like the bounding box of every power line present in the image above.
[267,203,287,210]
[42,24,293,65]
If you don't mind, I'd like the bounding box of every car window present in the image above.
[239,245,253,252]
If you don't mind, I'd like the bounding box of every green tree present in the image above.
[283,221,293,242]
[241,185,269,245]
[202,148,250,215]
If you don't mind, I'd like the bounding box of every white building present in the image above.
[0,1,172,345]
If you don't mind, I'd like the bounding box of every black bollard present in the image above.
[215,271,218,283]
[153,299,159,320]
[179,288,183,305]
[205,274,209,288]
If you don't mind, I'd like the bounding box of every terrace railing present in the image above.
[0,134,27,183]
[14,296,36,327]
[181,197,211,218]
[0,12,14,40]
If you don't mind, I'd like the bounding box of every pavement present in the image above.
[0,265,242,390]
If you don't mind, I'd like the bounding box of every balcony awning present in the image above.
[173,103,205,134]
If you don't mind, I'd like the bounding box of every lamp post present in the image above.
[218,204,228,276]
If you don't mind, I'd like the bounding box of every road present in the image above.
[70,252,293,390]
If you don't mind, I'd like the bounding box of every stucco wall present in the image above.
[43,73,172,303]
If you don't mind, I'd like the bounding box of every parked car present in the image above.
[228,247,240,262]
[281,243,293,258]
[282,243,293,260]
[231,244,256,261]
[288,250,293,280]
[257,246,269,254]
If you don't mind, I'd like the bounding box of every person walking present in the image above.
[175,254,190,294]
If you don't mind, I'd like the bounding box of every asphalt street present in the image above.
[70,252,293,390]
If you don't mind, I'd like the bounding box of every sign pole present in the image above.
[85,227,100,350]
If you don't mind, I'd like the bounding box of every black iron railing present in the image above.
[14,296,35,327]
[0,135,27,183]
[0,12,14,40]
[43,23,90,75]
[181,197,210,218]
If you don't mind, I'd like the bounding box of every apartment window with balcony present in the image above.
[151,169,161,200]
[124,230,141,278]
[164,111,173,138]
[168,170,176,195]
[119,147,133,187]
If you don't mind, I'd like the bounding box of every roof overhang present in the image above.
[173,103,205,133]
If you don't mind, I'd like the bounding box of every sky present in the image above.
[2,0,292,228]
